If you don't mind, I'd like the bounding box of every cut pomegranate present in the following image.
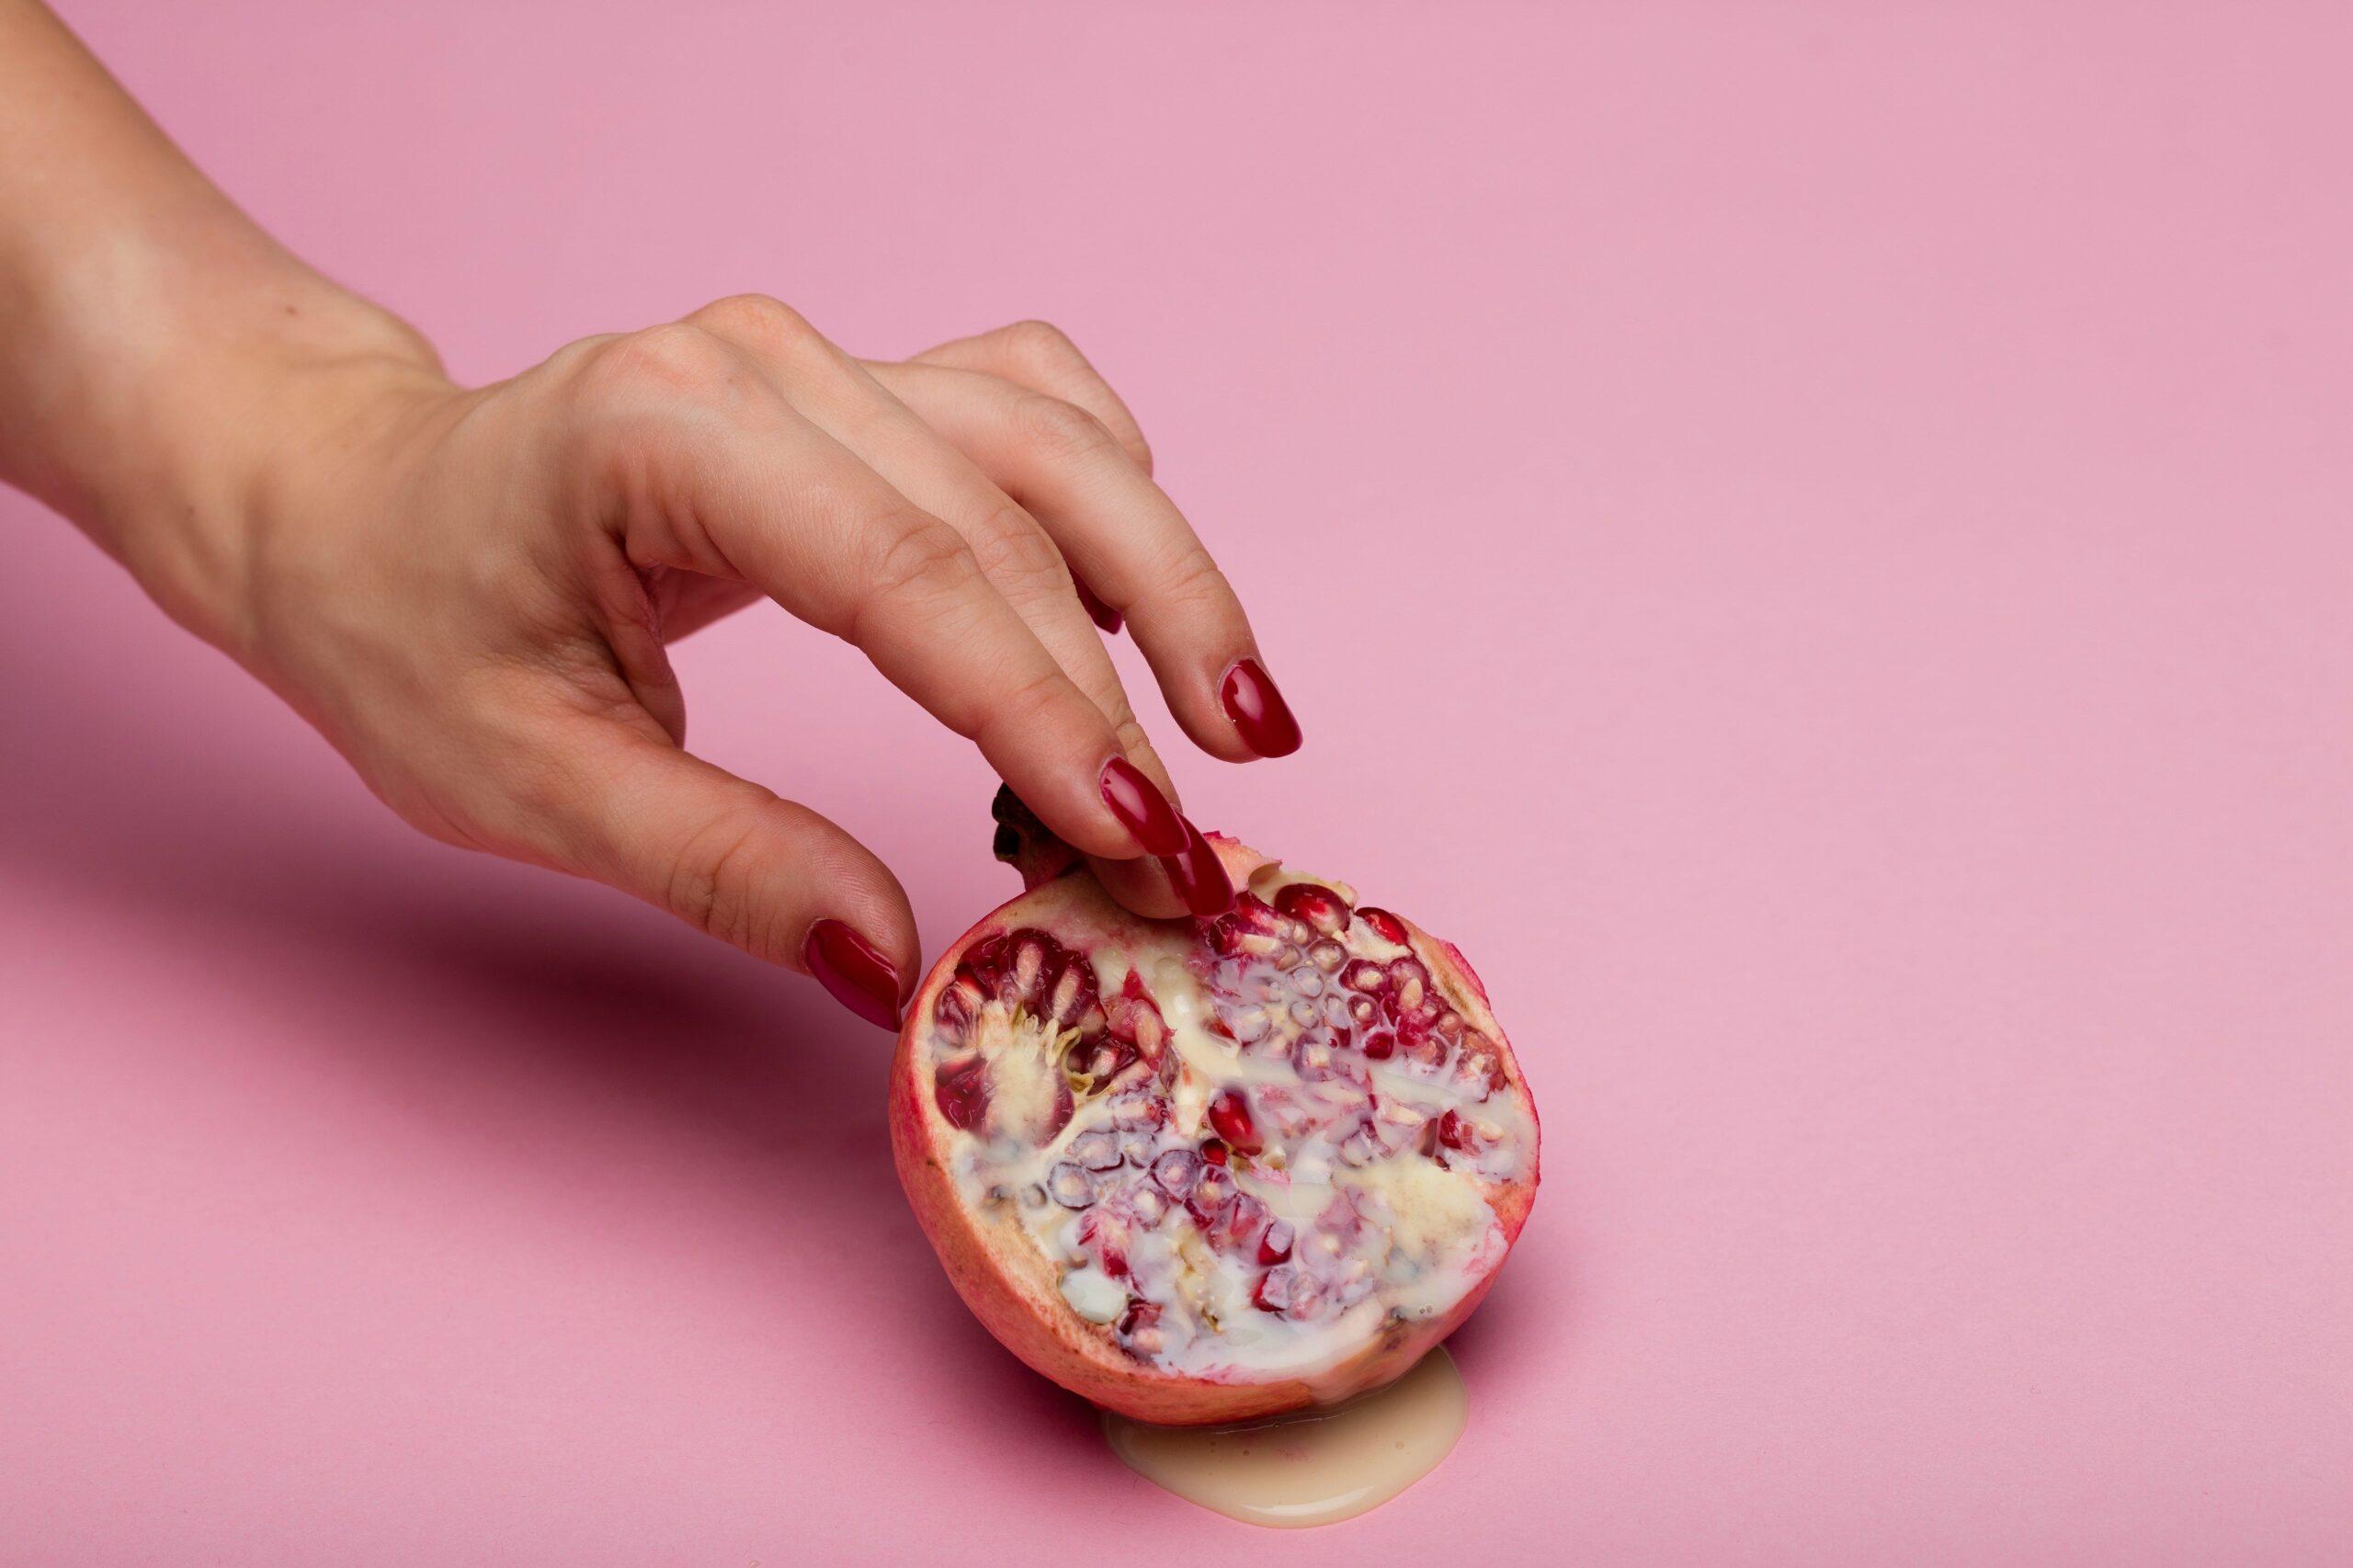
[890,796,1540,1426]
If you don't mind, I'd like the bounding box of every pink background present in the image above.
[5,1,2348,1562]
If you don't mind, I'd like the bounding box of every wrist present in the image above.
[12,233,451,659]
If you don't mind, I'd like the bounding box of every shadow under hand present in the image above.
[0,596,1151,1459]
[0,600,955,1342]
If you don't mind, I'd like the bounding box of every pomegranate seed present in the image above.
[1151,1148,1203,1198]
[1048,1163,1096,1207]
[1275,881,1353,937]
[1105,971,1169,1066]
[1291,1032,1371,1088]
[1072,1130,1123,1170]
[1358,907,1410,947]
[1362,1029,1397,1060]
[1437,1110,1471,1150]
[1200,1140,1228,1166]
[1389,957,1429,1002]
[1206,1087,1262,1153]
[1251,1266,1324,1320]
[933,973,985,1045]
[1379,1100,1430,1134]
[1186,1165,1237,1224]
[933,1056,989,1130]
[1258,1221,1295,1264]
[1110,1095,1166,1129]
[1209,1192,1270,1255]
[1342,960,1387,993]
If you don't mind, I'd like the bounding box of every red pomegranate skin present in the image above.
[890,831,1539,1426]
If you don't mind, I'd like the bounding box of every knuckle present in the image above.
[541,332,625,382]
[663,811,775,956]
[1159,545,1236,611]
[992,666,1076,742]
[860,515,981,612]
[965,502,1067,587]
[1111,715,1153,762]
[574,322,738,407]
[691,293,818,356]
[996,318,1083,368]
[1012,392,1118,461]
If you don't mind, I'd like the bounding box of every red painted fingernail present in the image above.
[1074,574,1122,635]
[1221,658,1302,757]
[802,919,904,1030]
[1161,818,1235,917]
[1100,756,1188,856]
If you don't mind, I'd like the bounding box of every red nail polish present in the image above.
[1100,757,1188,856]
[1221,658,1302,757]
[1074,574,1122,635]
[1161,819,1236,917]
[803,919,904,1030]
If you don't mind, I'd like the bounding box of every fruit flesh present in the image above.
[891,834,1539,1424]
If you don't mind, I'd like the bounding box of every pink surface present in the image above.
[5,2,2348,1562]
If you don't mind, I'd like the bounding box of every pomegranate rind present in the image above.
[889,835,1539,1426]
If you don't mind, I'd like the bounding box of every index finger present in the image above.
[576,331,1179,870]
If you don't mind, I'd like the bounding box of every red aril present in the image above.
[890,790,1540,1426]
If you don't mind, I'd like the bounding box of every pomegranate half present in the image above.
[889,793,1540,1426]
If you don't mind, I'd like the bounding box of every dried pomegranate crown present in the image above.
[889,796,1540,1426]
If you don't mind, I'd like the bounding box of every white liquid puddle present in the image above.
[1101,1347,1467,1528]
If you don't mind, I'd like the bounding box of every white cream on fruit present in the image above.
[926,865,1537,1389]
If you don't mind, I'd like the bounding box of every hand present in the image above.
[0,5,1304,1029]
[166,300,1301,1028]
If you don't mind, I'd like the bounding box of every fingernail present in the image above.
[1074,574,1123,635]
[1221,657,1302,757]
[1100,756,1188,856]
[1161,818,1235,917]
[803,919,904,1030]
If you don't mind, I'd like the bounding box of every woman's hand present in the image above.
[192,301,1302,1027]
[0,3,1304,1028]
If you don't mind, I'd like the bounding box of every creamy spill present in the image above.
[1102,1347,1468,1528]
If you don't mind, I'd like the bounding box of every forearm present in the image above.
[0,0,441,645]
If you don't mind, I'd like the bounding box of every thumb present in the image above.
[533,717,920,1029]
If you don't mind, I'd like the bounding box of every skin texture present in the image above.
[890,835,1540,1425]
[0,0,1305,1024]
